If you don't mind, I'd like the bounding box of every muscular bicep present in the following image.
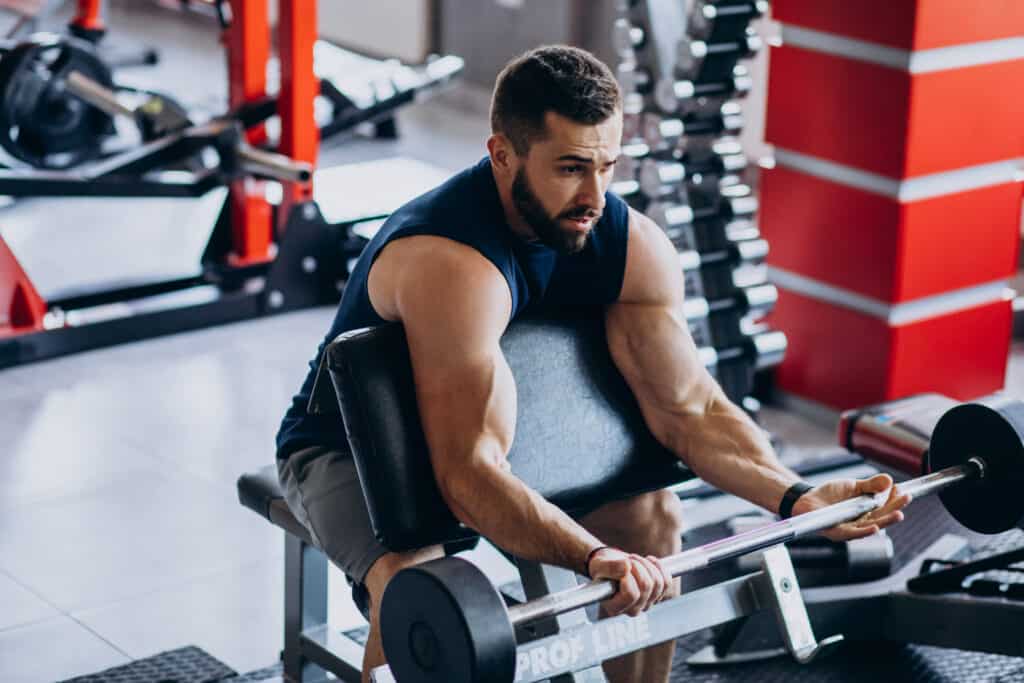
[388,237,517,508]
[607,210,721,450]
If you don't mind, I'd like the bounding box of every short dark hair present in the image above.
[490,45,622,155]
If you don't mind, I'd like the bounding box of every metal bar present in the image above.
[299,626,364,682]
[370,572,765,683]
[237,144,313,183]
[66,71,135,117]
[506,461,981,627]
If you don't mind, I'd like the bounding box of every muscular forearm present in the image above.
[672,394,802,514]
[439,462,603,574]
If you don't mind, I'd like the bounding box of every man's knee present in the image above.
[363,546,445,618]
[623,489,685,559]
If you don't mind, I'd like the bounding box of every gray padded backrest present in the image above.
[319,310,692,551]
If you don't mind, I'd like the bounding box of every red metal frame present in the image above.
[0,0,322,337]
[0,235,45,336]
[224,0,318,264]
[276,0,318,215]
[71,0,105,32]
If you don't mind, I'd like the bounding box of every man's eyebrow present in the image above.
[554,155,619,164]
[555,155,595,164]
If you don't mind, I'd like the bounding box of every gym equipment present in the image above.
[0,33,116,168]
[380,395,1023,681]
[611,17,645,57]
[730,516,895,584]
[642,105,743,151]
[700,328,786,373]
[4,0,160,68]
[677,31,763,82]
[679,237,767,273]
[639,154,747,196]
[684,282,777,325]
[0,0,463,370]
[646,190,759,232]
[655,69,752,114]
[688,0,769,43]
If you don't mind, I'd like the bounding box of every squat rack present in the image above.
[0,0,343,369]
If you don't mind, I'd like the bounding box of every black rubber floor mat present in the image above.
[60,645,235,683]
[670,638,1024,683]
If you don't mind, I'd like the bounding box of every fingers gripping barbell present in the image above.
[379,399,1024,682]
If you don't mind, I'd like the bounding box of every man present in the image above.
[276,45,910,682]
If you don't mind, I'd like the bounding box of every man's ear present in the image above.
[487,133,517,174]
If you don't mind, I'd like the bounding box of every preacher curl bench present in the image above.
[238,312,1024,682]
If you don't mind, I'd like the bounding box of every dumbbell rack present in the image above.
[612,0,780,411]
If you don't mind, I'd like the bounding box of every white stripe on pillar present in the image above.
[767,266,1013,325]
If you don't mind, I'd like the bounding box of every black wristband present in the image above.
[584,546,611,579]
[778,481,814,520]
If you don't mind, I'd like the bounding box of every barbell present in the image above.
[380,399,1024,682]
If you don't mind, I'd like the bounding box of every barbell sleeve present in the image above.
[236,144,313,183]
[505,458,982,628]
[66,70,136,118]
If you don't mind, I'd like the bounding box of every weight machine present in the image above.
[0,0,461,369]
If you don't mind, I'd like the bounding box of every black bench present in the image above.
[237,310,694,682]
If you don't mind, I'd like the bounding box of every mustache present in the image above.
[560,207,602,221]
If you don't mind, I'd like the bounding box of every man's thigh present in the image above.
[578,488,684,557]
[277,445,388,585]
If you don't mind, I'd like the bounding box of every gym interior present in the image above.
[1,1,1023,682]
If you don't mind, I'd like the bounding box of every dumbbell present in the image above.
[646,191,759,235]
[688,0,770,43]
[617,61,653,96]
[696,328,788,373]
[685,282,778,325]
[677,30,763,82]
[640,155,747,197]
[608,141,649,199]
[730,516,895,583]
[612,18,646,57]
[642,108,744,152]
[687,285,778,349]
[655,69,752,114]
[678,238,768,276]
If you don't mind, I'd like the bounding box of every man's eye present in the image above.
[560,165,583,174]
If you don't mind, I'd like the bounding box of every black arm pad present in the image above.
[326,309,694,551]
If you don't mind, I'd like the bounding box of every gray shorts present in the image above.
[277,445,388,585]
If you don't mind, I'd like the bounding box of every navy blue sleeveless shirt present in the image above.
[276,157,631,458]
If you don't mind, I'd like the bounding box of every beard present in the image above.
[511,168,600,255]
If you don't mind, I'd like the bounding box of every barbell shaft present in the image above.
[505,459,982,627]
[66,70,135,118]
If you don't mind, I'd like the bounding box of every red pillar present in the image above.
[762,1,1024,409]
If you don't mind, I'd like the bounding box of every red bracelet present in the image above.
[584,545,611,578]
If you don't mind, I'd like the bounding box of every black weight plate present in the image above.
[928,399,1024,534]
[0,33,114,168]
[381,556,517,683]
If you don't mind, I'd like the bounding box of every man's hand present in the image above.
[587,547,674,617]
[791,473,912,542]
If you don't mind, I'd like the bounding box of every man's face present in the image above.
[511,111,622,254]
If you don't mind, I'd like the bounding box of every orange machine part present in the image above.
[224,0,272,266]
[71,0,104,31]
[0,235,45,335]
[276,0,318,217]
